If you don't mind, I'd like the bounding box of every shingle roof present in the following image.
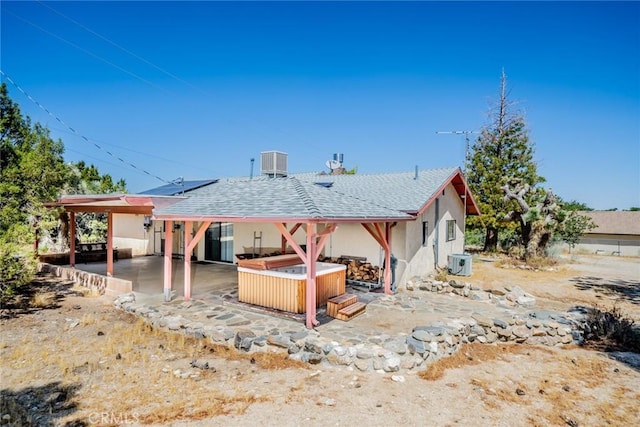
[580,211,640,236]
[154,176,414,221]
[292,167,459,213]
[137,179,218,196]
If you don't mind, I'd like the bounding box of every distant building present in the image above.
[572,211,640,256]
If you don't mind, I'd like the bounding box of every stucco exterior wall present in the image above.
[571,234,640,257]
[396,182,466,286]
[233,222,305,257]
[113,214,153,257]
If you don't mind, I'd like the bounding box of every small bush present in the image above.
[434,268,448,282]
[582,305,640,353]
[0,243,36,302]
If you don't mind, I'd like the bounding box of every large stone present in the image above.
[354,358,371,371]
[383,339,407,355]
[516,295,536,307]
[472,313,493,328]
[301,352,323,365]
[165,316,183,330]
[382,356,400,372]
[496,327,513,338]
[267,334,291,349]
[356,348,374,359]
[234,329,256,352]
[485,332,498,343]
[304,340,323,354]
[493,319,509,329]
[449,279,466,289]
[512,326,530,339]
[406,336,426,355]
[412,330,435,342]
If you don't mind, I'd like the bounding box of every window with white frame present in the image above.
[446,220,456,241]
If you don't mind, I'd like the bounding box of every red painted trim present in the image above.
[152,215,412,223]
[416,168,480,217]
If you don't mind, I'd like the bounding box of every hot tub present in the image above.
[237,262,346,313]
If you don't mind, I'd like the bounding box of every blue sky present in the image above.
[2,1,639,210]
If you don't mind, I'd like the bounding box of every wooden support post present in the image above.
[163,220,173,302]
[69,212,76,267]
[184,221,192,301]
[385,222,392,294]
[305,223,318,329]
[106,212,114,277]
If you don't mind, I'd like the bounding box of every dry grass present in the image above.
[419,343,539,381]
[30,291,57,308]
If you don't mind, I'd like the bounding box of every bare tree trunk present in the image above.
[484,227,498,252]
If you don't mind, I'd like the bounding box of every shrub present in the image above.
[582,305,640,353]
[0,242,36,303]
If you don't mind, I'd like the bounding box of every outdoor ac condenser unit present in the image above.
[448,254,472,276]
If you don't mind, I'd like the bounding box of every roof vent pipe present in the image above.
[414,165,419,180]
[250,158,255,180]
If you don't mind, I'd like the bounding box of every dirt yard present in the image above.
[1,254,639,426]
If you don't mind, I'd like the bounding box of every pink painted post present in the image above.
[163,220,173,301]
[183,221,192,301]
[106,212,113,277]
[384,222,392,295]
[305,223,318,328]
[69,212,76,267]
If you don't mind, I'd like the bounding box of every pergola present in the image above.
[51,186,412,329]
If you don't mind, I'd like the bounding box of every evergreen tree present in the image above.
[465,71,545,252]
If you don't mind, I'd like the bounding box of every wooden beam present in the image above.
[106,212,114,277]
[275,223,307,264]
[69,212,76,267]
[184,221,192,300]
[361,223,386,248]
[64,206,153,215]
[316,224,337,255]
[384,222,392,294]
[305,223,318,328]
[163,221,173,302]
[186,221,212,254]
[281,223,302,254]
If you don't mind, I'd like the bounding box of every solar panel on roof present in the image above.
[138,179,218,196]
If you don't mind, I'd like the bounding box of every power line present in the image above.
[34,0,200,92]
[3,9,171,94]
[1,71,171,185]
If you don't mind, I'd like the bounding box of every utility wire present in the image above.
[1,71,171,184]
[26,2,332,166]
[4,9,171,95]
[35,0,200,92]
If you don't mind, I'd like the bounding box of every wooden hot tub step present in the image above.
[336,301,366,321]
[327,294,358,318]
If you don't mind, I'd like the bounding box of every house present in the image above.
[572,211,640,256]
[51,153,479,328]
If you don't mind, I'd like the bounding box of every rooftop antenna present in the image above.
[172,176,184,195]
[436,130,479,174]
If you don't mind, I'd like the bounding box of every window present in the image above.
[446,220,456,241]
[422,221,429,246]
